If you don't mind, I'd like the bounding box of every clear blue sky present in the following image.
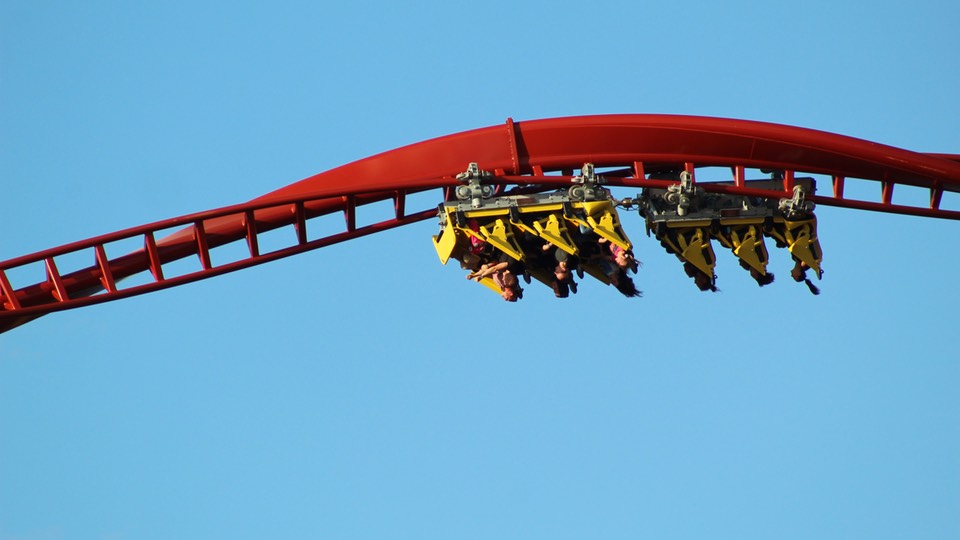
[2,1,959,539]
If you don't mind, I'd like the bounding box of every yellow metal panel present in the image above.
[431,220,459,265]
[675,228,716,277]
[731,226,769,275]
[478,277,503,295]
[518,202,566,214]
[767,217,823,276]
[657,233,683,256]
[580,201,632,250]
[446,207,511,219]
[587,212,631,250]
[786,221,822,276]
[715,224,769,275]
[533,214,579,256]
[479,218,525,261]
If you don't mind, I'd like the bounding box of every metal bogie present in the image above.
[778,185,816,220]
[639,177,817,226]
[455,162,496,208]
[569,163,611,202]
[662,171,698,216]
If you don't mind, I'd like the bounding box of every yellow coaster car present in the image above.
[432,192,634,297]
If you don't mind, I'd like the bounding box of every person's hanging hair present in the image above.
[614,271,643,298]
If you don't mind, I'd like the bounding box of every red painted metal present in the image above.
[2,114,959,332]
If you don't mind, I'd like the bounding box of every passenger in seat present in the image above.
[574,232,642,298]
[607,241,640,274]
[741,260,775,287]
[526,242,569,298]
[466,218,492,258]
[458,251,485,273]
[465,250,526,302]
[549,245,580,296]
[683,261,718,292]
[790,257,820,295]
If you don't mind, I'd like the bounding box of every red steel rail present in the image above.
[2,114,959,333]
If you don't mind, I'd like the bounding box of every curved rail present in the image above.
[3,114,959,332]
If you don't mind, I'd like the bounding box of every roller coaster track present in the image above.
[3,114,959,333]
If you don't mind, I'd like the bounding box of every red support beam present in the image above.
[394,190,406,219]
[44,257,69,302]
[293,202,308,245]
[734,165,746,188]
[144,232,164,282]
[244,210,260,258]
[0,270,21,310]
[195,221,212,271]
[783,170,795,192]
[832,176,846,199]
[95,244,117,293]
[882,180,895,205]
[930,185,944,210]
[633,161,646,181]
[343,195,356,232]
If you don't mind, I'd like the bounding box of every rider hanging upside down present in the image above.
[790,256,820,295]
[465,250,525,302]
